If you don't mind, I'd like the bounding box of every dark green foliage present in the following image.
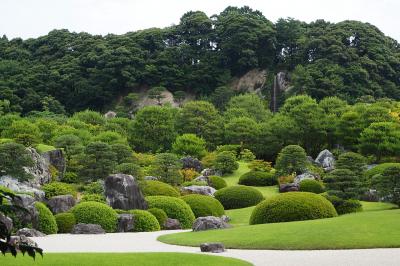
[372,166,400,205]
[148,208,168,229]
[335,152,367,173]
[181,194,225,218]
[208,175,227,190]
[55,212,76,233]
[365,163,400,180]
[275,145,308,176]
[149,153,183,185]
[0,142,34,181]
[115,163,143,178]
[181,180,208,187]
[239,171,277,186]
[80,193,106,203]
[213,151,239,175]
[140,180,180,197]
[323,194,363,215]
[299,179,325,194]
[71,201,118,232]
[146,196,195,229]
[61,172,79,183]
[214,185,264,209]
[250,192,337,224]
[42,182,77,199]
[324,169,362,199]
[35,202,58,234]
[129,210,160,232]
[172,134,207,159]
[83,181,104,194]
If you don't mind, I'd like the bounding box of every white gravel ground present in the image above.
[31,230,400,266]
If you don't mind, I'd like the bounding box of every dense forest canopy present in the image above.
[0,6,399,114]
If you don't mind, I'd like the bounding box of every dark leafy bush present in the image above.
[209,175,227,190]
[180,156,203,172]
[181,194,225,218]
[148,208,168,228]
[71,201,118,232]
[239,171,277,186]
[146,196,195,229]
[35,202,58,234]
[275,145,308,176]
[250,192,338,224]
[323,194,363,215]
[115,163,143,178]
[80,193,106,203]
[324,169,362,199]
[140,180,180,197]
[83,181,104,194]
[213,151,239,175]
[55,212,76,233]
[365,163,400,180]
[299,179,325,194]
[61,172,78,183]
[42,182,77,199]
[129,210,160,232]
[214,185,264,209]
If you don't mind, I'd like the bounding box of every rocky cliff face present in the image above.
[270,71,290,112]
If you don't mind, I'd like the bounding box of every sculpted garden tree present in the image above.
[150,153,183,185]
[324,169,363,200]
[224,117,259,151]
[372,166,400,205]
[172,134,207,159]
[225,94,271,122]
[0,142,34,181]
[275,145,308,176]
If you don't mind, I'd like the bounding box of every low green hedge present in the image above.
[208,176,227,190]
[238,171,277,186]
[42,182,77,199]
[250,192,338,225]
[214,185,264,210]
[71,201,118,232]
[141,181,180,197]
[323,194,363,215]
[299,179,325,194]
[35,202,58,234]
[148,208,168,228]
[181,194,225,218]
[55,212,76,233]
[129,210,160,232]
[146,196,195,229]
[80,193,106,203]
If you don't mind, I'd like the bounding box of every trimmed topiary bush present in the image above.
[239,171,277,186]
[213,151,239,175]
[71,201,118,232]
[55,212,76,233]
[146,196,195,229]
[249,192,338,225]
[181,194,225,218]
[141,180,180,197]
[209,175,227,190]
[129,210,160,232]
[80,193,106,203]
[323,194,363,215]
[214,185,264,210]
[299,179,325,194]
[365,163,400,180]
[35,202,58,234]
[148,208,168,228]
[42,182,77,199]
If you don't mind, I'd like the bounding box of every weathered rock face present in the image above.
[192,216,231,232]
[163,218,181,230]
[0,212,13,234]
[0,176,45,200]
[10,235,38,248]
[315,149,335,171]
[42,149,66,180]
[117,214,135,232]
[181,185,217,196]
[293,172,319,185]
[71,223,106,234]
[193,175,209,184]
[221,215,230,223]
[279,183,299,193]
[231,69,267,95]
[104,111,117,119]
[16,228,46,237]
[181,156,203,172]
[200,243,225,253]
[47,195,75,214]
[11,194,39,229]
[270,71,290,112]
[200,168,215,177]
[105,174,148,210]
[144,176,158,181]
[24,148,52,185]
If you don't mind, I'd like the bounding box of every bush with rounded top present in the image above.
[146,196,195,229]
[249,192,337,224]
[239,171,277,186]
[181,194,225,218]
[140,180,180,197]
[323,194,363,215]
[209,175,227,190]
[35,202,58,234]
[148,208,168,228]
[214,186,264,210]
[299,179,325,194]
[275,145,308,176]
[55,212,76,233]
[213,151,239,175]
[129,210,160,232]
[80,193,106,203]
[71,201,118,232]
[365,163,400,180]
[42,182,77,199]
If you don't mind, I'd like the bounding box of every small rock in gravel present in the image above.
[71,223,105,234]
[200,242,225,253]
[164,218,181,230]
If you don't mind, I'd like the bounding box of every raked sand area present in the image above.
[18,230,400,266]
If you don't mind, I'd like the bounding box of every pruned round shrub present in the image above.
[146,196,195,229]
[323,194,363,215]
[129,210,160,232]
[71,201,118,232]
[239,171,277,186]
[80,193,106,203]
[148,208,168,228]
[209,175,227,190]
[299,179,325,194]
[55,212,76,233]
[181,194,225,218]
[365,163,400,180]
[249,192,338,225]
[141,180,180,197]
[213,151,239,175]
[214,185,264,210]
[35,202,58,234]
[42,182,77,199]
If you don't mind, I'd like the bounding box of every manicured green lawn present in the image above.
[361,201,397,212]
[224,161,250,186]
[1,252,252,266]
[159,209,400,250]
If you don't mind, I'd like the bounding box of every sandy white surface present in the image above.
[31,230,400,266]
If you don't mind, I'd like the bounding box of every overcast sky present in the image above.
[1,0,399,41]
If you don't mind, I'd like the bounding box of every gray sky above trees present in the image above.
[1,0,399,41]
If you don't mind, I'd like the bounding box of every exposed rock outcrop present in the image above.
[16,228,46,237]
[279,183,299,193]
[163,218,181,230]
[293,172,319,185]
[192,216,231,232]
[0,212,13,234]
[71,223,105,234]
[42,149,66,179]
[117,214,135,232]
[315,149,335,171]
[181,185,217,196]
[47,195,76,214]
[200,243,225,253]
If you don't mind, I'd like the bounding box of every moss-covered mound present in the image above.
[71,201,118,232]
[214,185,264,210]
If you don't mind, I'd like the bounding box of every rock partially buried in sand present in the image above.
[200,242,225,253]
[192,216,231,232]
[71,223,106,234]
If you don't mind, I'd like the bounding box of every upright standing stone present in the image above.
[47,194,76,214]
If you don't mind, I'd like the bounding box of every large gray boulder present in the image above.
[181,185,216,196]
[0,176,45,200]
[192,216,231,232]
[200,243,225,253]
[200,168,215,177]
[117,214,134,232]
[71,223,105,234]
[279,183,299,193]
[47,195,75,214]
[293,172,319,185]
[42,149,66,179]
[11,194,39,229]
[164,218,181,230]
[105,174,148,210]
[193,175,209,184]
[315,149,335,171]
[16,228,46,237]
[24,147,52,185]
[0,212,13,234]
[10,235,38,248]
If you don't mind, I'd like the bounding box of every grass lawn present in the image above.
[1,252,252,266]
[224,161,250,186]
[159,209,400,250]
